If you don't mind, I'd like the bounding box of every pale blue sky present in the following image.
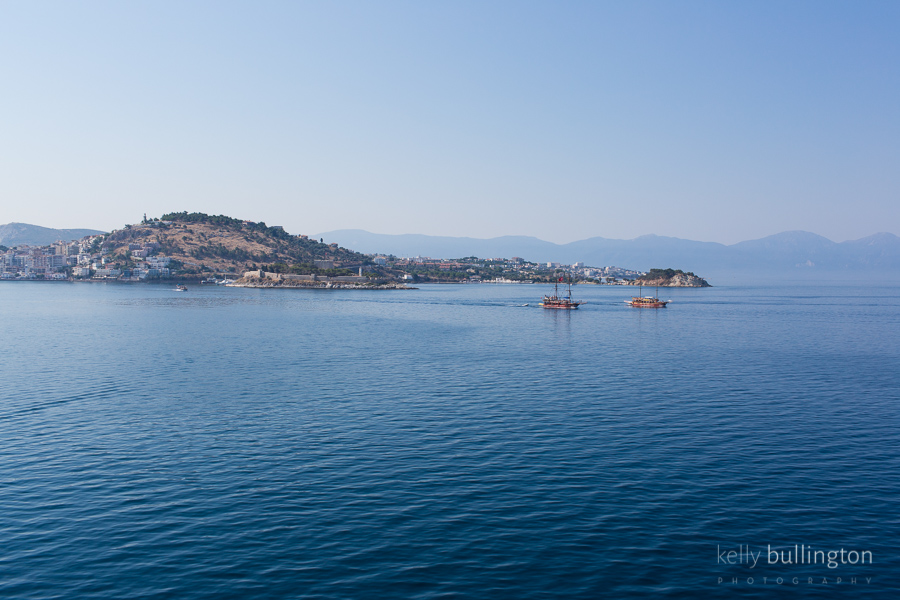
[1,1,898,243]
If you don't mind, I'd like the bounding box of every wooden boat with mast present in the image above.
[540,275,583,309]
[626,282,668,308]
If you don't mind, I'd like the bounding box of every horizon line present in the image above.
[313,228,899,247]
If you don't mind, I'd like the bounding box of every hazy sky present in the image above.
[1,1,898,244]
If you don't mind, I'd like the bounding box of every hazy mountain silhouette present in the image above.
[7,220,898,275]
[317,229,900,274]
[0,222,105,247]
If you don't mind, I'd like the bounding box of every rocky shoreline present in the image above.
[628,268,711,287]
[628,272,711,287]
[229,274,413,290]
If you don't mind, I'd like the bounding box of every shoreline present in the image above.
[0,278,414,289]
[0,277,709,288]
[228,282,415,290]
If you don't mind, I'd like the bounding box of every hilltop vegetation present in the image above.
[102,212,376,276]
[637,268,696,281]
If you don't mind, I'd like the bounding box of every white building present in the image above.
[146,256,171,269]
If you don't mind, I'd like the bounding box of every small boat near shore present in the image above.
[626,283,667,308]
[175,284,188,292]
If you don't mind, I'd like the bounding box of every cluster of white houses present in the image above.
[375,254,644,282]
[1,236,172,281]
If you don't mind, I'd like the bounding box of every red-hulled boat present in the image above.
[540,276,583,309]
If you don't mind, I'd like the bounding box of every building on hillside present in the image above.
[146,256,171,269]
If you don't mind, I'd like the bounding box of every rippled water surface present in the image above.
[1,281,898,598]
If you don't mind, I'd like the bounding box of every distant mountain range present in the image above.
[316,229,900,275]
[0,222,105,247]
[6,220,899,275]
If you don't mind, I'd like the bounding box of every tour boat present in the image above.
[540,276,583,309]
[626,283,668,308]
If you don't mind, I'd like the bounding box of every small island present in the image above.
[628,268,711,287]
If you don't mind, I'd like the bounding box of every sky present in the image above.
[1,1,898,245]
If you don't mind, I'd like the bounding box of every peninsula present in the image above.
[0,213,712,288]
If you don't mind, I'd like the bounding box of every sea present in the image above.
[1,280,898,599]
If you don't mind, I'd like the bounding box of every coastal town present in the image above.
[0,235,175,282]
[0,235,658,285]
[371,255,647,284]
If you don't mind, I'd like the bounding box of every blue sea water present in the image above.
[1,280,898,599]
